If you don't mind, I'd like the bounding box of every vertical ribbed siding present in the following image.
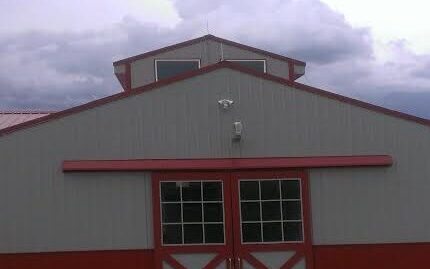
[0,68,430,253]
[130,39,290,89]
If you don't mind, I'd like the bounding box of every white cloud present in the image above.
[320,0,430,54]
[0,0,179,34]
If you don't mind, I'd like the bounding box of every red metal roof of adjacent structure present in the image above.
[0,111,53,130]
[0,61,429,137]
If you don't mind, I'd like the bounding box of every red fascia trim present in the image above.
[288,61,295,81]
[113,34,306,66]
[0,249,154,269]
[313,242,430,269]
[302,171,315,269]
[2,61,430,137]
[125,62,132,91]
[62,155,392,172]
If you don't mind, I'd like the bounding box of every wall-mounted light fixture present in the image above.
[218,99,234,110]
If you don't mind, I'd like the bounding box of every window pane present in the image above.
[261,180,280,200]
[183,203,202,222]
[229,60,265,73]
[156,60,199,80]
[203,182,222,201]
[281,180,300,199]
[242,223,262,243]
[241,202,261,221]
[262,201,281,221]
[263,222,282,242]
[162,203,182,223]
[184,224,203,244]
[283,201,302,220]
[240,181,259,200]
[283,222,303,242]
[204,203,223,222]
[161,182,180,202]
[182,182,202,201]
[205,224,224,243]
[163,224,182,244]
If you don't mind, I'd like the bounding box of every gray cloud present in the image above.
[0,0,430,119]
[376,91,430,119]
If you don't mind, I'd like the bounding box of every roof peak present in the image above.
[113,34,306,66]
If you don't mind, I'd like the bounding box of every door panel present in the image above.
[153,172,233,269]
[231,171,313,269]
[153,170,313,269]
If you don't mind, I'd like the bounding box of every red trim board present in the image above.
[0,249,154,269]
[314,243,430,269]
[2,61,430,137]
[62,155,392,172]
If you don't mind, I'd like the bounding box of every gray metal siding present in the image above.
[0,70,235,253]
[0,169,152,253]
[131,39,290,88]
[1,68,430,253]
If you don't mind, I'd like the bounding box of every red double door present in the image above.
[153,170,313,269]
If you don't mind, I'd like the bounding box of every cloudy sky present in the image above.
[1,0,430,118]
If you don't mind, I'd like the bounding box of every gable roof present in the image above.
[0,111,53,130]
[1,61,429,138]
[113,34,306,66]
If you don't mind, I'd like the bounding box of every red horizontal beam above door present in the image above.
[62,155,392,172]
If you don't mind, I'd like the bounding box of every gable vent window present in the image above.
[227,60,266,73]
[155,59,200,81]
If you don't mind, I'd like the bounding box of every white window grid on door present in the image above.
[160,180,225,246]
[238,178,304,244]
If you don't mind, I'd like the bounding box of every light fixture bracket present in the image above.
[218,99,234,110]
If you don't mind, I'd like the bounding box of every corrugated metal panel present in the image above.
[1,68,430,252]
[131,39,290,88]
[0,112,51,130]
[0,170,153,253]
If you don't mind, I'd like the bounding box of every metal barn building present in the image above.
[0,35,429,269]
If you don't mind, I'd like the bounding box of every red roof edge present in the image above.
[112,34,306,66]
[63,155,393,172]
[1,61,429,138]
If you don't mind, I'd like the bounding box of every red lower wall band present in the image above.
[2,243,430,269]
[0,249,154,269]
[314,243,430,269]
